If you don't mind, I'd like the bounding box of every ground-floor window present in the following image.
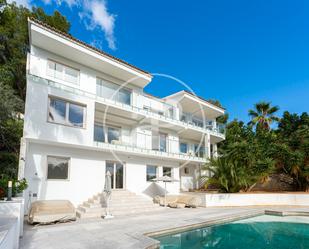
[47,156,70,180]
[163,167,172,177]
[146,165,157,181]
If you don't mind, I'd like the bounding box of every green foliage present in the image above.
[0,1,70,182]
[0,1,70,100]
[205,108,308,193]
[203,158,254,193]
[248,101,279,130]
[0,177,28,199]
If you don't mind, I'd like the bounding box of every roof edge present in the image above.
[28,17,152,78]
[165,90,226,111]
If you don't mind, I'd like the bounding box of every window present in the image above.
[96,78,131,105]
[159,133,167,152]
[146,165,157,181]
[108,127,120,143]
[48,97,86,128]
[93,125,121,144]
[180,142,188,154]
[47,60,79,85]
[184,167,189,174]
[94,124,105,142]
[163,167,172,177]
[180,115,187,122]
[192,117,203,128]
[49,98,66,124]
[47,156,69,180]
[68,103,84,127]
[194,144,205,158]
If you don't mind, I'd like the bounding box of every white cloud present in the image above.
[56,0,80,7]
[43,0,117,50]
[7,0,32,8]
[81,0,116,50]
[8,0,117,50]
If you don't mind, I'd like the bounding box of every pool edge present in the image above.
[143,210,264,249]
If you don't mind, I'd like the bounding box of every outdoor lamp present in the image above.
[7,180,12,201]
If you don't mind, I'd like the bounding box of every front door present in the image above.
[106,161,124,189]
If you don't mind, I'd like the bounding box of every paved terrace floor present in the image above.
[20,206,309,249]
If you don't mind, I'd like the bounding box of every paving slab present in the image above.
[20,206,309,249]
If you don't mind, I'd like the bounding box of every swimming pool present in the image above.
[154,215,309,249]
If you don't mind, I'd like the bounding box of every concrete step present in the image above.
[76,210,103,219]
[82,202,102,208]
[78,206,105,213]
[82,201,156,210]
[88,196,151,205]
[78,190,160,219]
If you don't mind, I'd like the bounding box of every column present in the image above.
[213,143,218,158]
[205,132,211,159]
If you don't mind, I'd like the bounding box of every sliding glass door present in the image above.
[106,161,124,189]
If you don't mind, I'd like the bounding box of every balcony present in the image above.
[27,72,225,138]
[93,125,207,163]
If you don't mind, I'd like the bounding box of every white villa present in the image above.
[18,18,225,216]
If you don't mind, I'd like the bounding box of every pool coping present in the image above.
[143,210,264,249]
[265,210,309,217]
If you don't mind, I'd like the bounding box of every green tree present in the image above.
[0,0,70,100]
[0,1,70,181]
[273,111,309,190]
[248,101,279,130]
[207,99,229,124]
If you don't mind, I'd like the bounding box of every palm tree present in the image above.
[248,102,279,130]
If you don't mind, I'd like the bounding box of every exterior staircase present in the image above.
[76,190,162,218]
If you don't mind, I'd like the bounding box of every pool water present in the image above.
[155,215,309,249]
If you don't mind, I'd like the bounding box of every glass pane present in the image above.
[97,79,117,100]
[163,167,172,177]
[167,107,174,118]
[192,118,203,128]
[49,98,66,123]
[180,143,188,154]
[55,63,64,80]
[106,162,114,189]
[68,103,84,127]
[96,79,103,97]
[64,66,79,84]
[159,133,167,152]
[152,134,159,151]
[47,61,56,77]
[146,165,157,181]
[194,144,205,158]
[108,127,120,143]
[94,125,105,142]
[118,88,131,105]
[115,163,123,189]
[47,156,69,180]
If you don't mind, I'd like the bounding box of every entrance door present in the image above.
[106,161,124,189]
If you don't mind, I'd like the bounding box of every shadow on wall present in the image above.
[143,183,166,198]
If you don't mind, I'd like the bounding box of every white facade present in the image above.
[19,19,226,209]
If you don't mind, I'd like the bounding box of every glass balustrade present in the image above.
[27,64,225,136]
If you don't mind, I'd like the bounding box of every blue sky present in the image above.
[13,0,309,122]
